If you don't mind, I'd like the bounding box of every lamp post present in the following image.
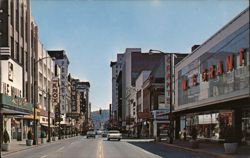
[47,90,51,142]
[33,56,54,145]
[149,49,174,144]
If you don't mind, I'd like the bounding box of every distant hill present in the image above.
[91,109,109,129]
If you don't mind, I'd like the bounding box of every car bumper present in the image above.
[107,136,122,139]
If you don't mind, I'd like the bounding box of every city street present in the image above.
[4,136,212,158]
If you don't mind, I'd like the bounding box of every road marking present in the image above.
[96,140,104,158]
[57,146,65,152]
[40,155,47,158]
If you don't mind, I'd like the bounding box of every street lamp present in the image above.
[37,88,51,142]
[149,49,174,144]
[33,56,54,145]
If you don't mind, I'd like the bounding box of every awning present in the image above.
[138,112,152,119]
[40,123,58,128]
[1,108,30,115]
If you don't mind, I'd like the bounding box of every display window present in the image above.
[242,109,250,145]
[184,111,233,140]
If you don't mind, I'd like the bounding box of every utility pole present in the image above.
[48,89,51,142]
[0,110,3,158]
[0,54,2,158]
[169,53,173,144]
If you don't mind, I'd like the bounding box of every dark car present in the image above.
[102,130,108,137]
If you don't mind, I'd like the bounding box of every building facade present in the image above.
[47,50,70,125]
[120,48,167,128]
[36,40,55,137]
[175,7,249,143]
[70,78,90,133]
[110,54,123,124]
[0,0,37,141]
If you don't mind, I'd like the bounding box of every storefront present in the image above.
[152,110,170,138]
[137,112,152,137]
[0,58,33,141]
[174,7,249,144]
[0,94,33,141]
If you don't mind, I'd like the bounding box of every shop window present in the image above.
[242,109,250,144]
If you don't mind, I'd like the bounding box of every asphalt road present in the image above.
[4,136,212,158]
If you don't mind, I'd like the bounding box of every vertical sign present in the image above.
[165,54,171,112]
[60,59,68,114]
[52,78,59,105]
[52,78,60,122]
[71,80,77,112]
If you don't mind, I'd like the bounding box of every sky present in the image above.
[31,0,249,111]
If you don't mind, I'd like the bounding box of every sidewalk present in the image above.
[2,139,40,156]
[158,139,250,158]
[2,136,78,156]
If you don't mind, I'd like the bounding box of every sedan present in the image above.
[86,129,96,138]
[107,130,122,141]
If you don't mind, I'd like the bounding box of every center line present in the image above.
[96,140,104,158]
[40,155,47,158]
[57,146,65,152]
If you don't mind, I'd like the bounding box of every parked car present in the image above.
[107,130,122,141]
[86,129,96,138]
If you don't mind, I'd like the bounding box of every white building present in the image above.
[36,40,55,127]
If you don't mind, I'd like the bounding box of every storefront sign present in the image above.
[8,62,13,81]
[152,110,170,120]
[165,54,171,110]
[52,78,59,105]
[0,94,33,112]
[1,82,22,97]
[182,48,247,91]
[71,80,77,112]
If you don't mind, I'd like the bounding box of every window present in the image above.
[11,1,14,26]
[21,47,24,64]
[11,37,14,58]
[21,4,24,37]
[25,11,28,42]
[16,42,19,61]
[25,52,28,71]
[16,0,19,32]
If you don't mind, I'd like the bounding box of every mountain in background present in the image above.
[91,109,109,129]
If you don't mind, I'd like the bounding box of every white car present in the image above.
[86,129,96,138]
[107,130,122,141]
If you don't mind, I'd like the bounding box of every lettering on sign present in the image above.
[52,79,58,105]
[165,54,171,108]
[182,48,247,91]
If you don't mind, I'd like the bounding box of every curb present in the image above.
[3,136,79,156]
[157,142,233,158]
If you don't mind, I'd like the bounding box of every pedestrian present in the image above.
[183,128,186,140]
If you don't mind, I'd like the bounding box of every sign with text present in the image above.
[165,54,171,111]
[52,78,59,105]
